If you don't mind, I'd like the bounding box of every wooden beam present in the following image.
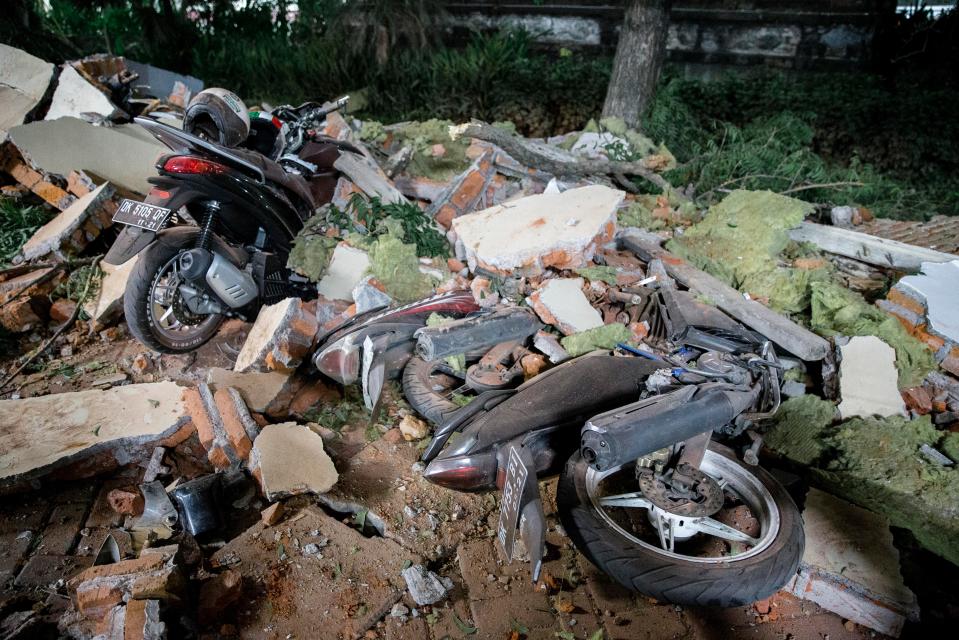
[618,228,831,361]
[788,222,955,272]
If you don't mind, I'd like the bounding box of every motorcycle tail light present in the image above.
[422,452,496,491]
[163,156,229,176]
[313,342,360,385]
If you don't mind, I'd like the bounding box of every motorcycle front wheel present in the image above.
[124,231,225,353]
[557,446,803,608]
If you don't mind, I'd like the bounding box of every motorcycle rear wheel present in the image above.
[557,447,803,607]
[124,232,225,353]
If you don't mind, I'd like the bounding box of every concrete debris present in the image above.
[205,367,296,415]
[399,414,430,441]
[233,297,318,373]
[452,185,622,277]
[83,256,138,329]
[881,260,959,376]
[789,221,955,272]
[333,148,408,205]
[19,182,115,261]
[352,276,393,313]
[316,244,371,301]
[260,501,285,526]
[533,329,570,363]
[67,544,181,635]
[46,65,121,122]
[837,336,908,419]
[527,277,603,336]
[0,140,77,210]
[427,147,496,229]
[182,383,260,470]
[401,563,453,606]
[7,116,167,195]
[125,59,204,103]
[785,488,918,637]
[0,382,192,490]
[249,423,338,500]
[0,44,54,135]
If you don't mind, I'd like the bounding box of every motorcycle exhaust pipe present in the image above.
[179,248,258,309]
[580,386,759,471]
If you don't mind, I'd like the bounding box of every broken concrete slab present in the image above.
[895,260,959,345]
[333,150,407,205]
[0,381,192,491]
[7,117,166,195]
[205,367,295,415]
[0,44,54,134]
[785,489,918,637]
[316,243,371,302]
[19,182,114,261]
[83,256,138,329]
[352,276,392,313]
[45,65,121,122]
[210,506,409,638]
[837,336,908,419]
[233,298,318,373]
[452,184,622,276]
[527,277,603,336]
[248,423,337,500]
[124,59,203,101]
[533,329,570,363]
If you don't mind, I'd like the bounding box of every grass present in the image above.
[0,198,53,266]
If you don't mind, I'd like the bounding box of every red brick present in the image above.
[434,204,456,229]
[107,488,144,517]
[49,298,78,324]
[213,388,255,460]
[902,387,933,415]
[182,387,216,450]
[261,502,285,526]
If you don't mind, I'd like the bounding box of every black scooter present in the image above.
[104,99,357,352]
[420,287,803,608]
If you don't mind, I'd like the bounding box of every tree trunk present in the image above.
[602,0,672,129]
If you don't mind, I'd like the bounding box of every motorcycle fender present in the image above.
[104,225,156,266]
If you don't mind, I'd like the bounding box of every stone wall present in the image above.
[443,1,896,71]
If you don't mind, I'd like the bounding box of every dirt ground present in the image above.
[0,318,951,639]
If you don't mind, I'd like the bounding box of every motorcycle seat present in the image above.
[228,147,318,210]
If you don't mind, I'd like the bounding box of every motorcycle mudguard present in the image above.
[104,225,157,265]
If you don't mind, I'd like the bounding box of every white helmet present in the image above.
[183,88,251,147]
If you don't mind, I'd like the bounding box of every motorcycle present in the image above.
[104,97,356,352]
[419,287,804,608]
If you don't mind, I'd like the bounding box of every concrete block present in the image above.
[785,488,918,637]
[0,44,54,134]
[19,182,114,261]
[527,277,603,336]
[249,423,338,500]
[0,382,192,490]
[316,244,371,302]
[897,260,959,345]
[45,65,120,122]
[233,298,318,373]
[83,256,138,329]
[205,367,295,415]
[837,336,907,419]
[452,184,622,276]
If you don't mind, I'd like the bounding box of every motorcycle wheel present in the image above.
[557,446,803,607]
[124,232,225,353]
[402,356,469,426]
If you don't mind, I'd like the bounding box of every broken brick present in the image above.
[19,182,115,261]
[260,502,285,526]
[213,387,260,461]
[182,384,241,470]
[233,298,318,373]
[426,148,496,229]
[901,386,933,415]
[107,488,144,517]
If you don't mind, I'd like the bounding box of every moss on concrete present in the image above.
[766,400,959,565]
[368,234,435,302]
[763,395,837,466]
[286,211,339,281]
[561,323,631,357]
[667,190,818,315]
[810,280,936,387]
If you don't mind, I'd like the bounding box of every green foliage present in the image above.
[338,193,449,258]
[52,263,102,305]
[0,198,53,266]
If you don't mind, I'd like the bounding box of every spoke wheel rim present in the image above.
[585,449,780,564]
[147,253,221,342]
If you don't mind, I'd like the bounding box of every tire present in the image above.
[124,231,225,353]
[557,448,804,608]
[402,356,462,426]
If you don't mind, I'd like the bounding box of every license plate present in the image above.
[113,199,171,232]
[496,445,530,562]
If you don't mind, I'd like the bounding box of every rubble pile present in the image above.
[1,42,958,638]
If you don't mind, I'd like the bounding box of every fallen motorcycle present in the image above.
[419,287,803,607]
[104,88,356,352]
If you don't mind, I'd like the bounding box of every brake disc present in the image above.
[637,464,724,518]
